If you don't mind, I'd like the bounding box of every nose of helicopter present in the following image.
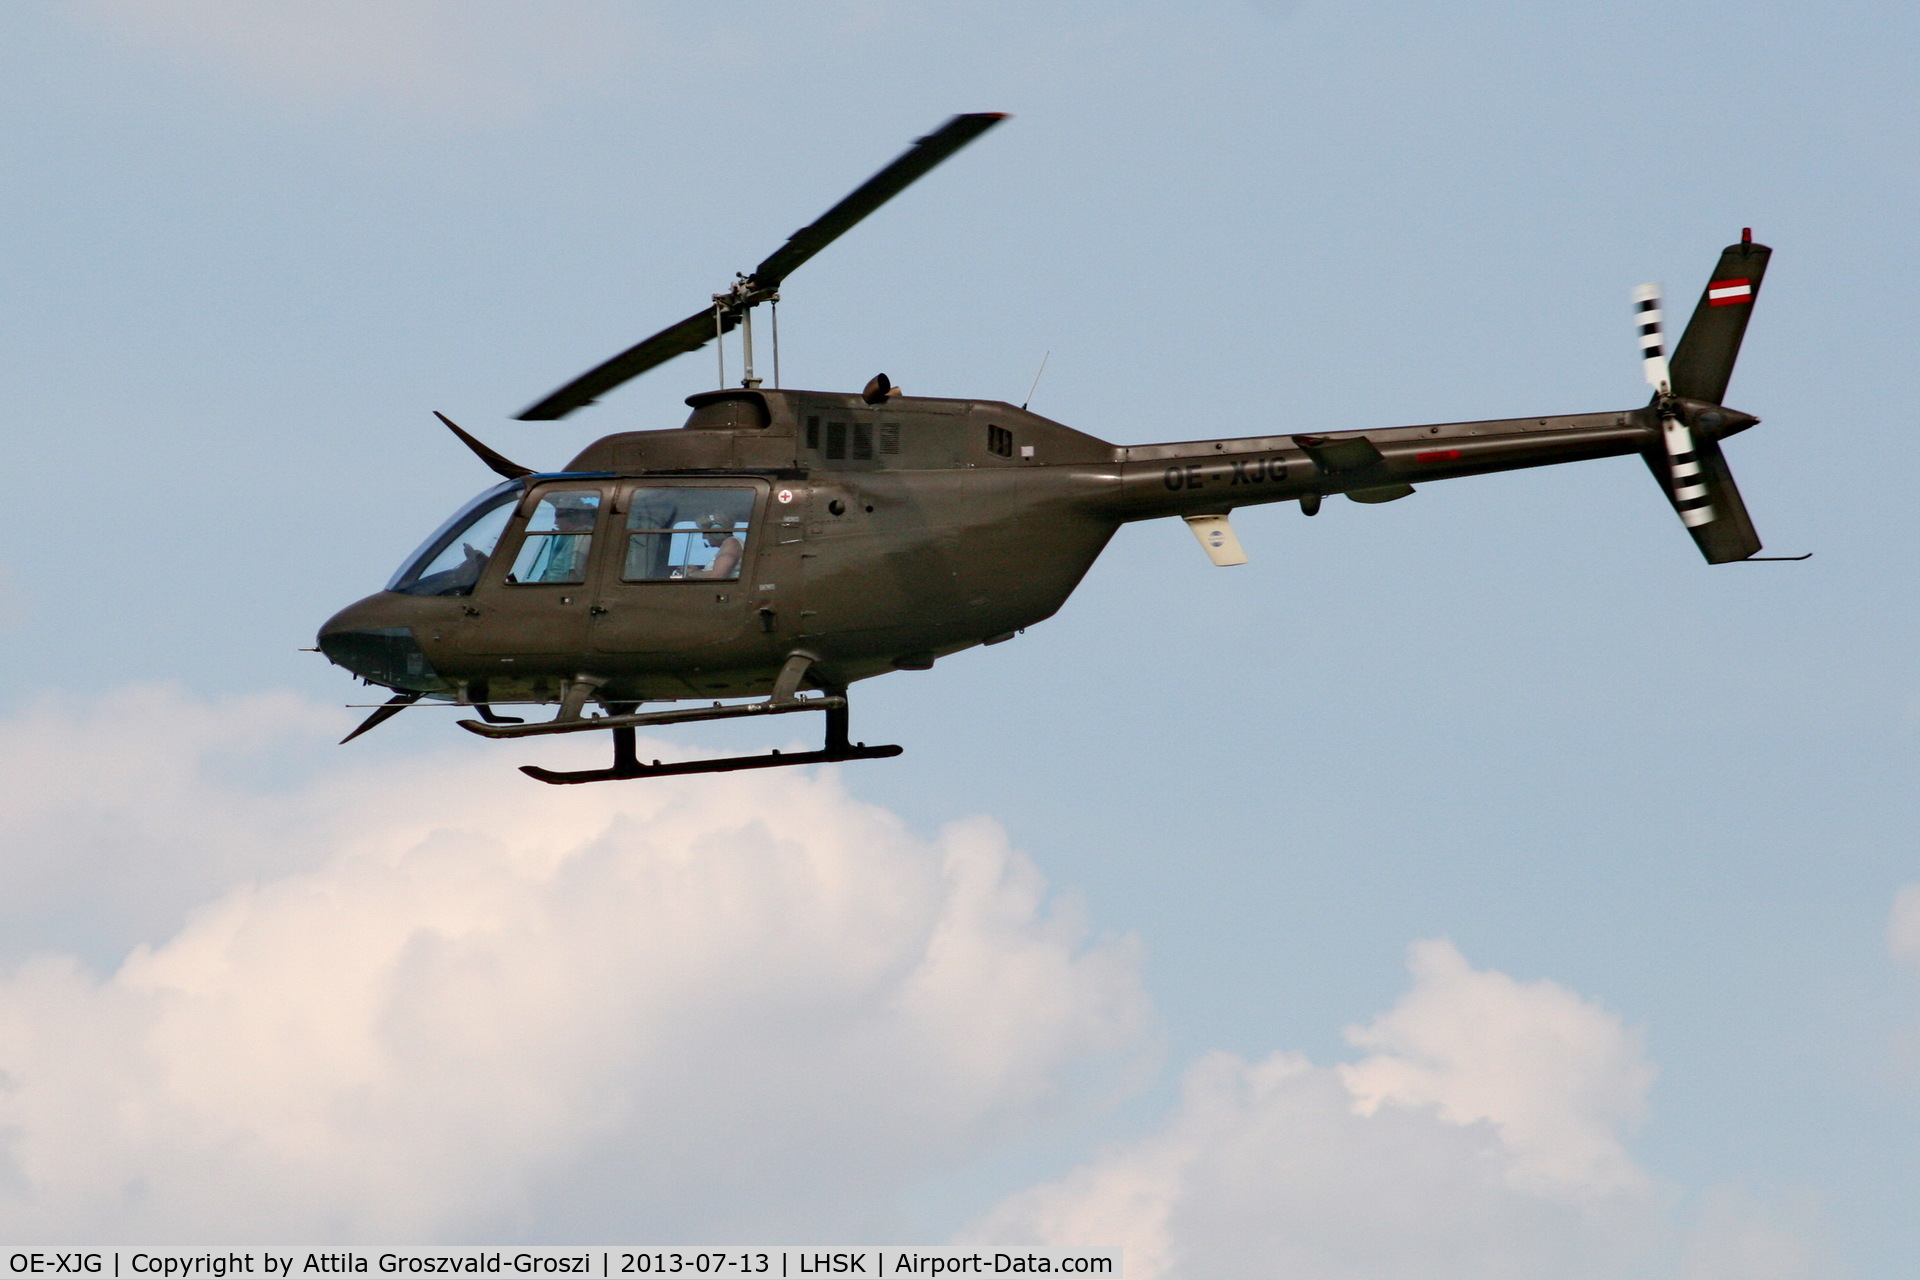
[316,595,449,693]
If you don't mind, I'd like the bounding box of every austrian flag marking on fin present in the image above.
[1707,277,1754,307]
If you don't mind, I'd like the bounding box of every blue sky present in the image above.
[3,0,1917,1273]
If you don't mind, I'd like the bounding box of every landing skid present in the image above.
[520,702,902,785]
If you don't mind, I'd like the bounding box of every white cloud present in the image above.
[1889,882,1920,965]
[0,685,350,965]
[966,940,1663,1280]
[968,937,1841,1280]
[1339,937,1654,1200]
[0,687,1839,1271]
[0,687,1148,1242]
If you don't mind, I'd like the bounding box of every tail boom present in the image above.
[1100,410,1660,523]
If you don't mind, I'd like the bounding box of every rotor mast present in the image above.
[714,274,778,390]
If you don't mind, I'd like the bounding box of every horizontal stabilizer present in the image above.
[1293,433,1385,473]
[1348,484,1415,504]
[1291,434,1415,505]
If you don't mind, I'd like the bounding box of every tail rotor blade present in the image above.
[1660,411,1715,528]
[1641,434,1762,563]
[1638,280,1726,538]
[1634,283,1670,392]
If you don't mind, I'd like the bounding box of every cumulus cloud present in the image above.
[966,937,1841,1280]
[0,687,1148,1242]
[1340,937,1655,1200]
[0,687,1837,1271]
[0,685,350,965]
[965,939,1663,1280]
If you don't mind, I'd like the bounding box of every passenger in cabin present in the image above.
[543,503,599,581]
[689,514,744,580]
[514,494,600,584]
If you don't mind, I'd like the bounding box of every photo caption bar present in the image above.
[4,1251,1119,1279]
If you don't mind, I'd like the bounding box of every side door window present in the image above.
[507,490,602,584]
[622,487,756,581]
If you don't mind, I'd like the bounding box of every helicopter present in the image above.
[317,112,1788,784]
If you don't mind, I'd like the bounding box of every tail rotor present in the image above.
[1635,283,1717,530]
[1629,233,1774,563]
[1635,282,1671,392]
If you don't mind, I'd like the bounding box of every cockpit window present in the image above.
[387,481,521,597]
[623,487,754,581]
[508,490,602,584]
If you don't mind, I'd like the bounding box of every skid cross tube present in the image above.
[458,694,839,740]
[499,686,901,785]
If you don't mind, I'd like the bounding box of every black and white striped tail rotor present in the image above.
[1634,282,1715,529]
[1634,283,1670,393]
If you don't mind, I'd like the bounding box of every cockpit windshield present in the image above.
[386,480,521,596]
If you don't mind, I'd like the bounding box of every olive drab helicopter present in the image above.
[317,112,1795,784]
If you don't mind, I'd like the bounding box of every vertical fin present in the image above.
[1642,437,1762,563]
[1668,233,1772,405]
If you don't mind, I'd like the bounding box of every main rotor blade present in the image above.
[517,305,737,421]
[749,112,1007,289]
[515,113,1007,422]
